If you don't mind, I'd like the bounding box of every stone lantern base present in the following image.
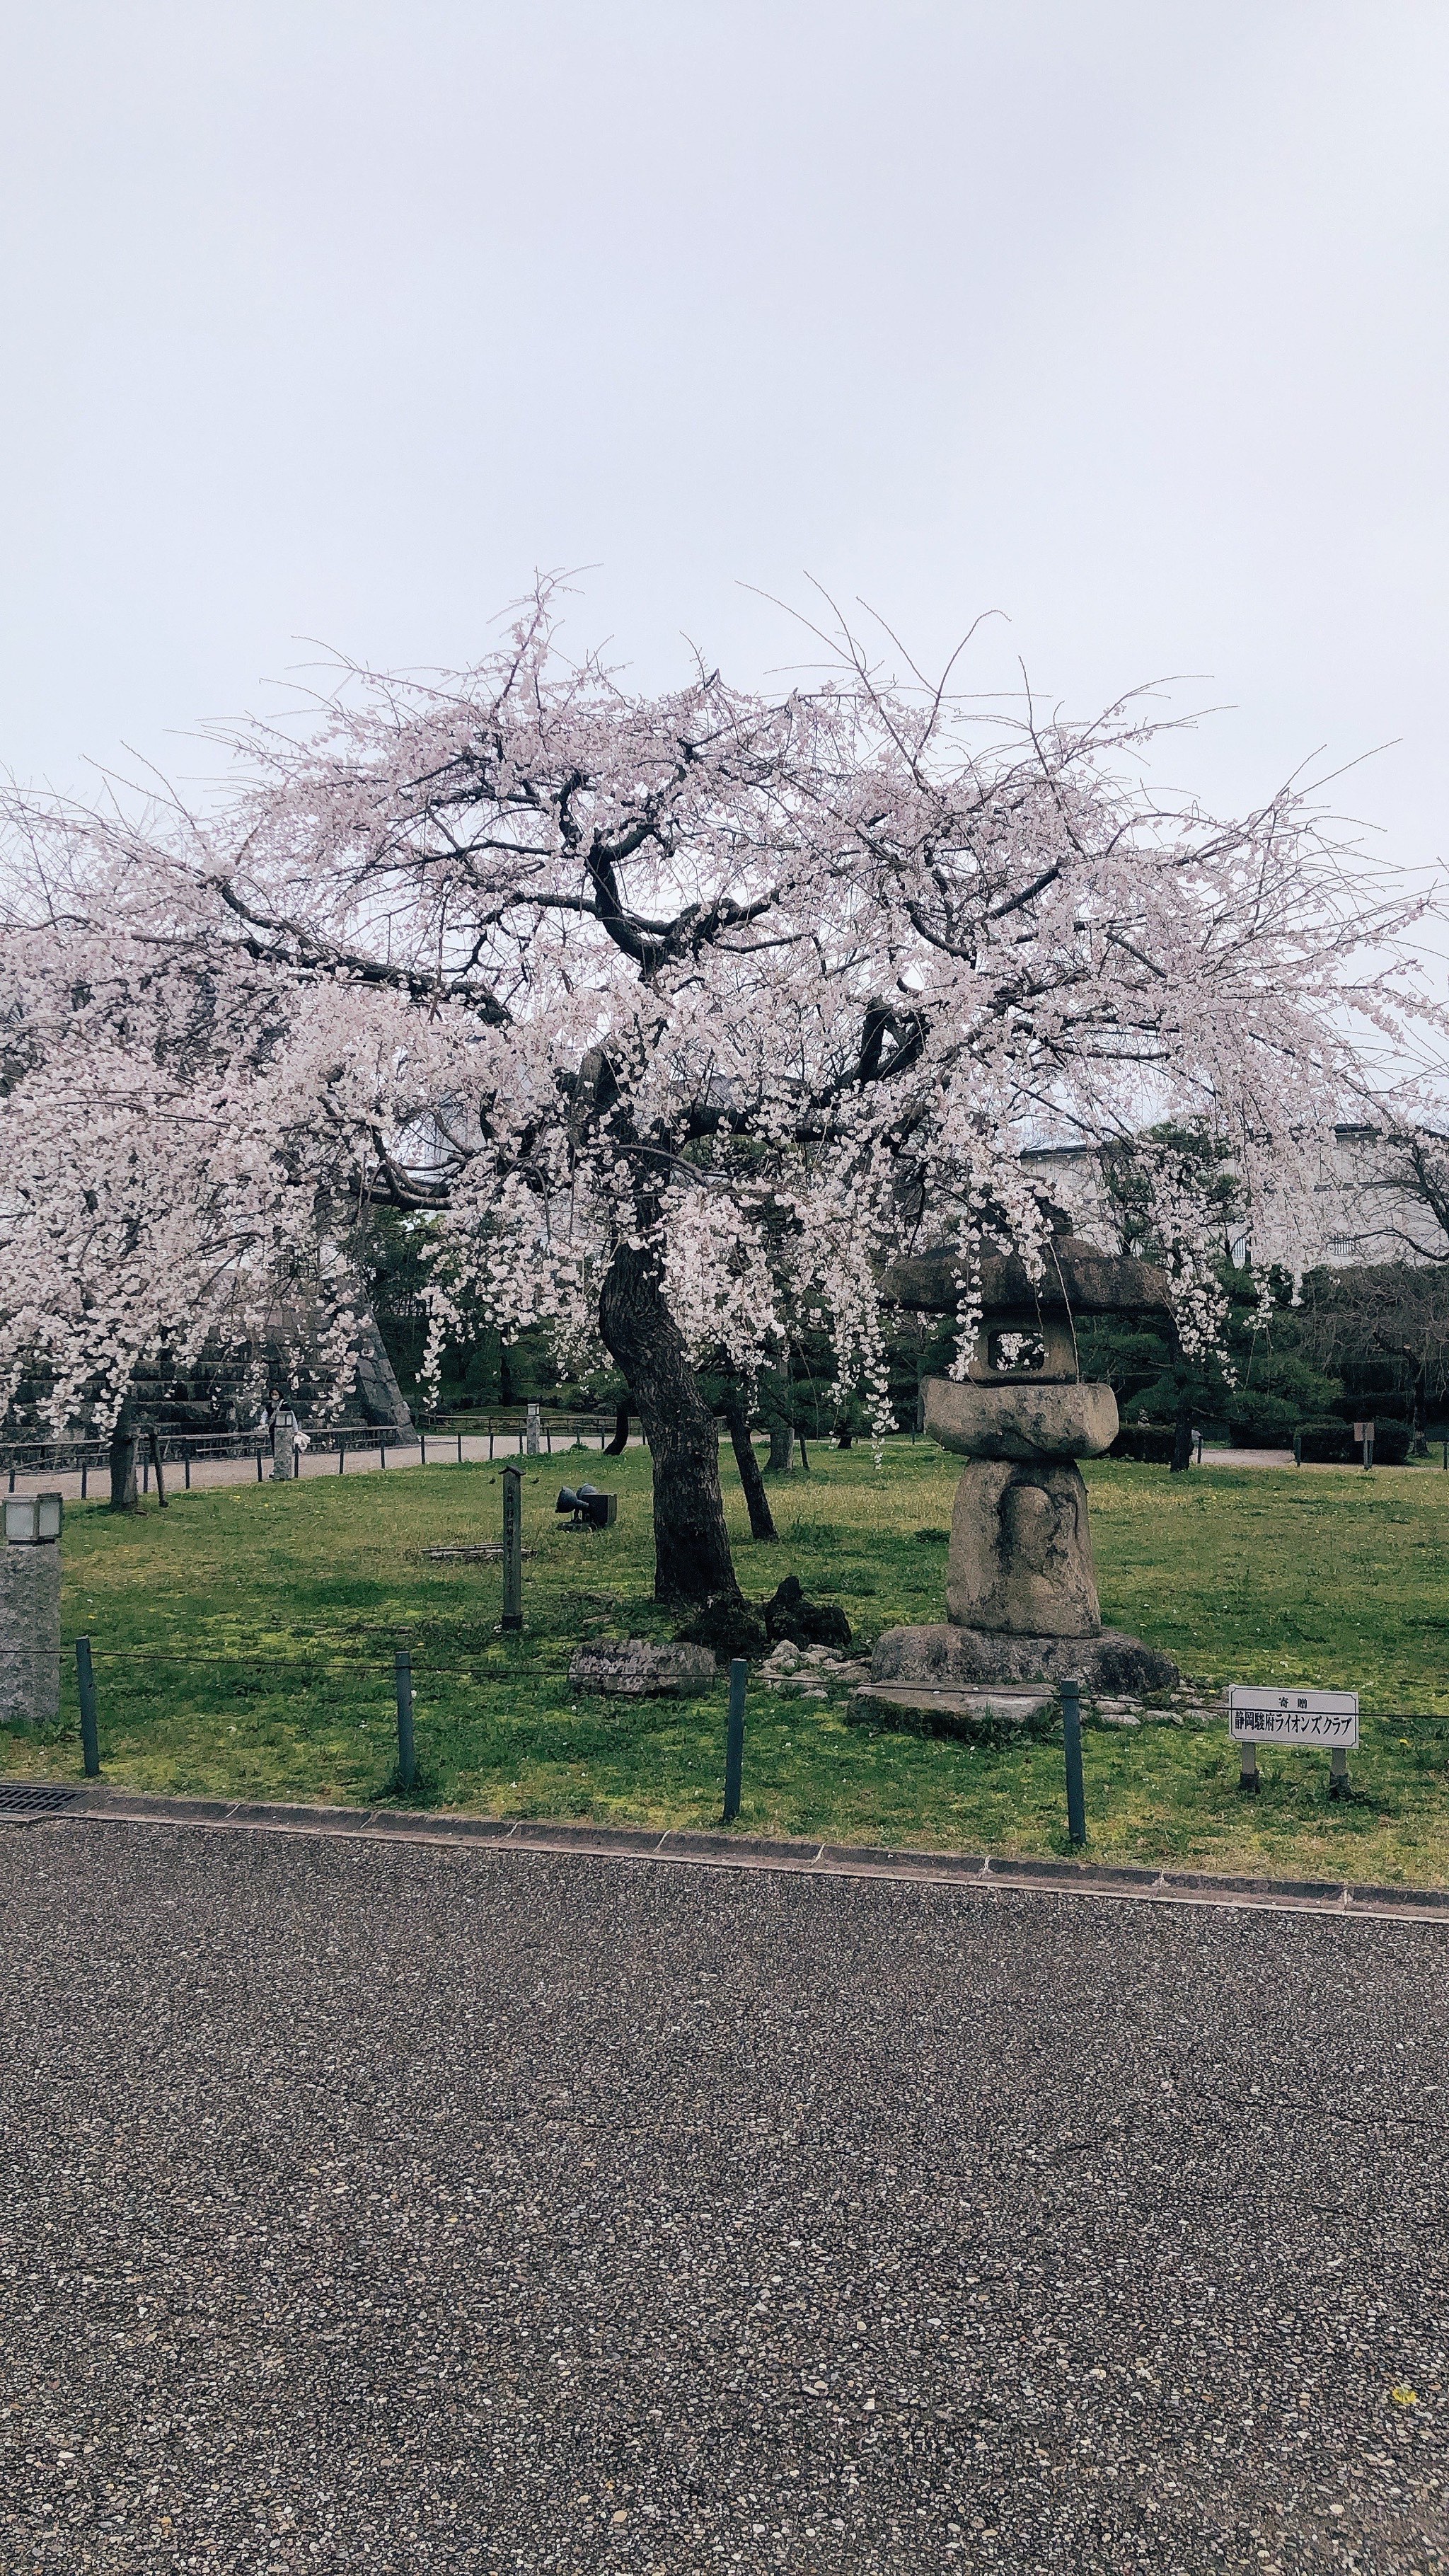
[0,1540,62,1728]
[869,1619,1178,1699]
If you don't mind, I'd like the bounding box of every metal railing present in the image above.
[1,1410,624,1496]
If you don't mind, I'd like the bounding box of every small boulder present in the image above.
[676,1596,770,1662]
[764,1575,853,1651]
[568,1639,717,1698]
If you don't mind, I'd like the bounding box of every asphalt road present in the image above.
[1,1824,1446,2575]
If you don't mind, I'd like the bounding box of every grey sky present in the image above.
[4,2,1445,890]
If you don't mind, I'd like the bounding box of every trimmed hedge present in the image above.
[1295,1418,1413,1465]
[1111,1422,1177,1464]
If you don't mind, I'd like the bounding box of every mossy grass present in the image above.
[7,1444,1449,1884]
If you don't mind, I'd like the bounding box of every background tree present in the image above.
[1,588,1437,1603]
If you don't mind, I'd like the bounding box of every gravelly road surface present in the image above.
[1,1822,1446,2575]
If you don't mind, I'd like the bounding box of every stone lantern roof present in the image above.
[882,1234,1177,1325]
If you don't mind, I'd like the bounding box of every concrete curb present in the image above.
[8,1781,1449,1923]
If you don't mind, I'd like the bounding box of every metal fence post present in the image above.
[1061,1674,1086,1846]
[394,1648,416,1790]
[76,1636,100,1778]
[723,1658,748,1821]
[255,1446,264,1483]
[501,1464,524,1633]
[457,1432,463,1466]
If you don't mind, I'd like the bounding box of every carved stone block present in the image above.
[945,1459,1101,1636]
[924,1376,1118,1461]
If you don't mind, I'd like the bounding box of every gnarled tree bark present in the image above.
[109,1396,139,1512]
[722,1388,778,1542]
[766,1417,795,1474]
[598,1244,740,1606]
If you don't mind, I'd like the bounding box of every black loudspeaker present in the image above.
[555,1483,618,1529]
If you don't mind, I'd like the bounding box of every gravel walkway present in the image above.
[1,1819,1445,2573]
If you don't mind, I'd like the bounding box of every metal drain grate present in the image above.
[0,1783,81,1816]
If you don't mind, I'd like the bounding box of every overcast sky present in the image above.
[4,1,1445,890]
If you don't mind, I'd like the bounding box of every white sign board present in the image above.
[1228,1686,1358,1748]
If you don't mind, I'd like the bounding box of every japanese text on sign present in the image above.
[1228,1685,1358,1748]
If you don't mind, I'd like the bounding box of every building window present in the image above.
[1327,1235,1361,1260]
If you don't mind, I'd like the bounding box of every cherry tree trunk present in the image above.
[109,1398,139,1512]
[722,1390,778,1543]
[766,1418,795,1474]
[598,1246,740,1606]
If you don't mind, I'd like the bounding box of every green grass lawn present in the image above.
[7,1442,1449,1884]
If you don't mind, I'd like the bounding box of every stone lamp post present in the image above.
[870,1226,1179,1711]
[1,1490,63,1730]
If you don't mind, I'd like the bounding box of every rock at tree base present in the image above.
[870,1622,1178,1696]
[764,1575,853,1650]
[677,1597,770,1661]
[848,1681,1057,1746]
[568,1639,717,1698]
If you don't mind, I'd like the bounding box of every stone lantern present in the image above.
[872,1221,1179,1703]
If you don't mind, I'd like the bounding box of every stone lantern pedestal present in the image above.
[0,1493,63,1730]
[866,1229,1179,1722]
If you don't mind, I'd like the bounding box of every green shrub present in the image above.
[1295,1418,1413,1465]
[1110,1422,1176,1464]
[1294,1419,1353,1464]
